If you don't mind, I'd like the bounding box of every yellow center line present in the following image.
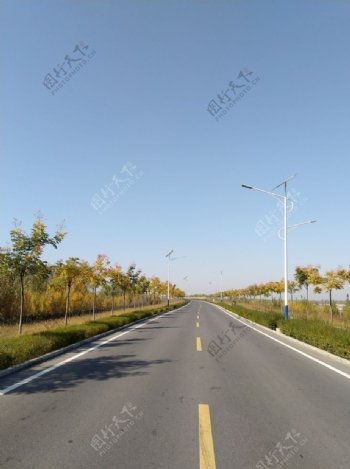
[196,337,202,352]
[196,322,200,328]
[199,404,217,469]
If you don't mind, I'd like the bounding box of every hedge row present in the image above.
[221,303,282,330]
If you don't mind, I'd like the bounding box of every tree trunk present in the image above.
[18,273,25,335]
[111,296,115,316]
[64,283,71,326]
[123,291,126,312]
[306,284,309,301]
[330,290,333,323]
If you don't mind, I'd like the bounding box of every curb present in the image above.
[0,303,188,380]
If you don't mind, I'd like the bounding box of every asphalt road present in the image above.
[1,301,350,469]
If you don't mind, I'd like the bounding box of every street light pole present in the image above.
[283,182,289,320]
[242,181,291,318]
[242,176,315,320]
[165,250,174,306]
[220,270,223,302]
[279,218,317,317]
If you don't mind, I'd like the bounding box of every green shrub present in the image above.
[0,351,12,369]
[222,303,282,330]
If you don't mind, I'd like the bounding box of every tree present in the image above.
[0,218,65,333]
[106,264,123,315]
[295,266,310,300]
[258,283,270,302]
[308,267,323,292]
[149,277,162,303]
[126,264,141,309]
[55,257,84,326]
[271,280,284,303]
[288,280,299,301]
[294,265,320,301]
[322,269,345,322]
[264,281,278,302]
[117,271,131,312]
[88,255,109,320]
[336,267,350,284]
[0,259,17,320]
[136,275,150,308]
[171,284,185,298]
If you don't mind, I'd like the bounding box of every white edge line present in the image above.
[213,303,350,382]
[0,304,189,396]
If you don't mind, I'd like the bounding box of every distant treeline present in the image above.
[216,265,350,306]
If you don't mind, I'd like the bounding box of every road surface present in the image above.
[0,301,350,468]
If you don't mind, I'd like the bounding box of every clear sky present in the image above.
[1,0,350,297]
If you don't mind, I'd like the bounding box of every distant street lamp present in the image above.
[242,175,316,320]
[165,250,174,306]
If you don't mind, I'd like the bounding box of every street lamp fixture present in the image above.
[278,220,317,239]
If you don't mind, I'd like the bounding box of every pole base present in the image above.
[284,305,289,320]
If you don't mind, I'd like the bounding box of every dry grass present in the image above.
[0,302,172,338]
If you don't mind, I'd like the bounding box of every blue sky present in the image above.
[1,0,350,297]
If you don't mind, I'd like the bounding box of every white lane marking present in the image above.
[214,304,350,382]
[0,305,189,396]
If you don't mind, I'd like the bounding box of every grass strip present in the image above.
[220,302,350,360]
[279,318,350,359]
